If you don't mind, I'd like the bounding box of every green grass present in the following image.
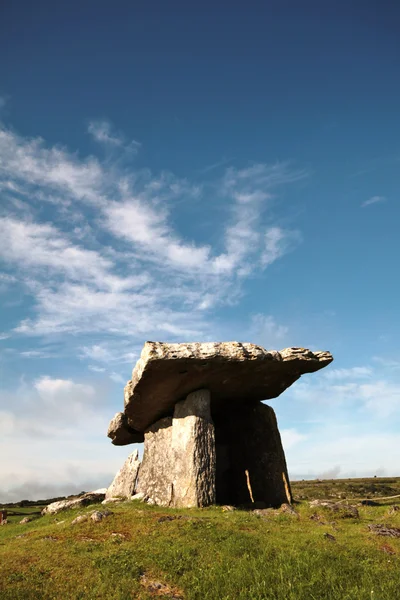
[1,478,400,599]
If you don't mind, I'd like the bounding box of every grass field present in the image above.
[1,477,399,600]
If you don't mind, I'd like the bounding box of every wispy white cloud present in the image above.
[361,195,386,207]
[262,227,301,267]
[322,366,373,380]
[289,369,400,419]
[197,157,231,174]
[88,365,106,373]
[80,343,138,364]
[0,123,306,348]
[109,372,126,385]
[88,120,124,146]
[373,356,400,370]
[250,314,289,348]
[20,350,53,358]
[281,428,307,450]
[87,119,141,152]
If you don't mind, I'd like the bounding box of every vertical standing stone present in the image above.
[215,403,291,507]
[136,389,216,507]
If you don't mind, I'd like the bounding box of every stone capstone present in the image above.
[105,449,141,500]
[136,389,216,508]
[108,342,333,440]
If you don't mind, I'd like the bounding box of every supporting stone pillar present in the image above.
[136,389,216,507]
[214,403,291,508]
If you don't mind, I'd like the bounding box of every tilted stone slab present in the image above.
[111,342,332,436]
[105,449,141,500]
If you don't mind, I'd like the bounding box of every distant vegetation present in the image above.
[1,477,399,599]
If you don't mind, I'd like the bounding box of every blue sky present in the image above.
[0,0,399,501]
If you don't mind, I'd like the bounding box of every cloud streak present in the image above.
[361,195,386,207]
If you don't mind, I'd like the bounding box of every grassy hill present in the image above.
[1,477,400,599]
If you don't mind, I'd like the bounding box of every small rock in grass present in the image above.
[280,503,299,517]
[19,517,32,524]
[387,506,399,515]
[140,574,184,599]
[324,533,336,542]
[381,543,396,555]
[222,505,236,512]
[71,515,89,525]
[252,508,272,518]
[309,500,358,519]
[157,515,181,523]
[310,513,324,522]
[90,509,112,522]
[91,511,104,523]
[102,497,123,505]
[131,492,146,501]
[146,498,156,505]
[368,524,400,538]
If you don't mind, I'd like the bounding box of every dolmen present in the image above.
[107,342,333,508]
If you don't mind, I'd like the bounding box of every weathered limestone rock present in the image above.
[105,449,141,500]
[112,342,332,435]
[41,491,106,515]
[108,412,144,445]
[215,403,291,507]
[136,389,216,507]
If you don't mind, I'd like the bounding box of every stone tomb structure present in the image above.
[107,342,333,508]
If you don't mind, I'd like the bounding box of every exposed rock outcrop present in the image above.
[42,491,106,515]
